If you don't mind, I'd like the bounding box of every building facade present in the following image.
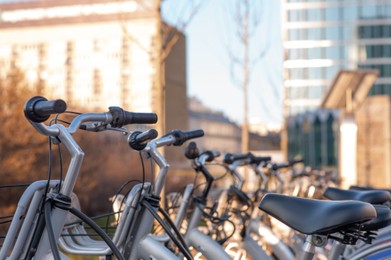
[284,0,391,116]
[283,0,391,169]
[0,0,162,111]
[0,0,188,126]
[188,97,242,154]
[0,0,190,184]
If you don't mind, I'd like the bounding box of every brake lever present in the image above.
[80,122,128,134]
[80,122,107,132]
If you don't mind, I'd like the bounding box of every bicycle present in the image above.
[57,126,206,260]
[1,96,162,259]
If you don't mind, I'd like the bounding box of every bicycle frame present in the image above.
[0,180,60,260]
[226,159,294,260]
[5,111,135,259]
[59,183,151,255]
[123,135,185,260]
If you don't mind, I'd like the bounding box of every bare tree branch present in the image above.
[120,23,151,54]
[161,0,203,61]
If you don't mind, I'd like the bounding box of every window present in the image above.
[358,25,373,39]
[343,6,358,21]
[307,67,324,79]
[288,49,304,59]
[325,65,338,79]
[360,3,377,18]
[288,10,301,22]
[382,64,391,77]
[288,86,310,100]
[308,47,323,59]
[307,28,322,40]
[383,25,391,38]
[325,26,340,40]
[307,9,321,21]
[381,45,391,58]
[290,68,304,80]
[325,7,339,21]
[325,45,340,59]
[308,85,324,99]
[384,84,391,96]
[288,29,301,41]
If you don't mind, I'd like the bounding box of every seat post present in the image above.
[299,235,327,260]
[328,240,346,260]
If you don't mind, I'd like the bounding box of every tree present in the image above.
[0,67,48,217]
[0,67,48,181]
[119,0,203,135]
[224,0,269,152]
[118,0,204,203]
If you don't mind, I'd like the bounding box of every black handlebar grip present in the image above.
[128,129,158,151]
[271,163,291,171]
[223,153,250,164]
[184,141,199,159]
[124,111,158,125]
[24,96,67,123]
[202,150,221,162]
[109,106,158,127]
[171,129,205,146]
[250,155,272,165]
[289,159,304,166]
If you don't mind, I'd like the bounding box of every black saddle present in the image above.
[361,205,391,231]
[323,187,391,204]
[259,193,376,235]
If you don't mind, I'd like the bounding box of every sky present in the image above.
[162,0,284,127]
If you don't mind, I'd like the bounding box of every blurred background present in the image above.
[0,0,390,215]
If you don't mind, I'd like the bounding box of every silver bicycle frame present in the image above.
[18,114,112,259]
[124,135,181,260]
[0,180,60,260]
[227,159,293,260]
[153,183,194,243]
[59,183,151,255]
[184,204,232,260]
[181,154,232,260]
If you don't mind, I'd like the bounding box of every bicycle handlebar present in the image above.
[223,153,250,164]
[271,163,290,171]
[128,129,158,151]
[24,97,159,137]
[289,159,304,166]
[24,96,67,123]
[166,129,204,146]
[109,107,157,127]
[199,150,221,163]
[250,155,272,165]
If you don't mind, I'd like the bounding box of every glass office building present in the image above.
[284,0,391,115]
[284,0,391,167]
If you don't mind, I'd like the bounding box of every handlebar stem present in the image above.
[255,164,268,191]
[57,124,85,196]
[198,153,209,165]
[228,162,245,189]
[144,135,176,196]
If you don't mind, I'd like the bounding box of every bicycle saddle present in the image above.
[361,205,391,231]
[259,193,376,234]
[323,187,391,204]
